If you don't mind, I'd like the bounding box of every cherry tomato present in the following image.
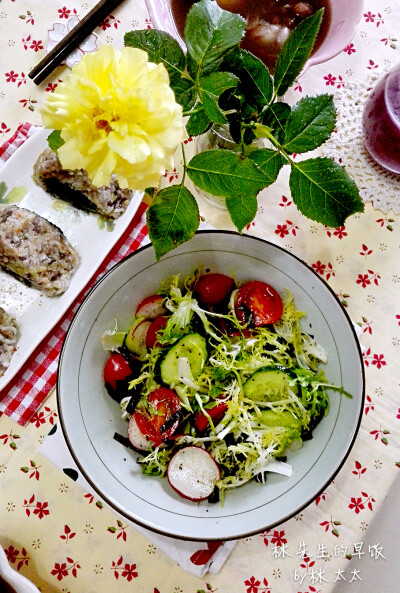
[218,318,252,338]
[195,402,228,432]
[104,353,134,392]
[134,388,181,446]
[235,280,283,326]
[194,273,235,306]
[145,315,168,349]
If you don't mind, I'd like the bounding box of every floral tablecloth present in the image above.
[1,0,400,592]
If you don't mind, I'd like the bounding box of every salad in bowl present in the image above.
[57,231,364,540]
[102,269,349,503]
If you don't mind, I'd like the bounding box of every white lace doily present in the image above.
[321,70,400,215]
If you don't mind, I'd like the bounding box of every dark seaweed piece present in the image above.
[302,409,325,441]
[236,303,255,328]
[217,317,238,336]
[224,431,245,447]
[160,408,184,434]
[118,345,143,370]
[105,373,142,405]
[105,379,130,404]
[125,390,142,415]
[153,352,166,385]
[41,177,100,214]
[190,313,207,337]
[207,486,220,503]
[105,349,144,405]
[113,432,135,450]
[113,432,147,456]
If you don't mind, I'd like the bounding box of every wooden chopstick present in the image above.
[29,0,127,85]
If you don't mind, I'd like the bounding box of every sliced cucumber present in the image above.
[243,366,296,402]
[124,318,151,358]
[160,333,207,386]
[257,409,302,430]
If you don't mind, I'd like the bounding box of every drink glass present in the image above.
[362,64,400,174]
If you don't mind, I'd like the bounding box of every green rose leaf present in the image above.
[147,185,200,259]
[47,130,64,152]
[186,105,212,136]
[223,48,273,109]
[226,192,258,233]
[187,149,268,201]
[274,9,324,97]
[248,148,286,185]
[184,0,246,76]
[283,94,336,153]
[260,102,291,144]
[124,29,186,80]
[199,71,239,124]
[171,77,196,111]
[289,157,364,227]
[145,187,156,199]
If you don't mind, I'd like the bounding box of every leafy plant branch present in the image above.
[124,0,364,260]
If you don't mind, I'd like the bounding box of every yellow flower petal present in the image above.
[41,45,186,190]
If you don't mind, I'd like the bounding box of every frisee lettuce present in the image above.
[103,270,351,500]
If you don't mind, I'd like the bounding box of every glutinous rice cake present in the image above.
[0,205,79,296]
[33,148,134,219]
[0,306,18,377]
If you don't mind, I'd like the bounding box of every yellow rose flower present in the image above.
[40,45,186,190]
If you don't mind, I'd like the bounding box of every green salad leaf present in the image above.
[106,271,350,500]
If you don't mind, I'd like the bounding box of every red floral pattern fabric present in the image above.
[0,0,400,591]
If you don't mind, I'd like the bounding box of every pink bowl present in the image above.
[144,0,364,72]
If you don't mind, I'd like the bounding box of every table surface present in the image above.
[1,1,400,592]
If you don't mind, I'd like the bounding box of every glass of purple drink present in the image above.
[362,64,400,174]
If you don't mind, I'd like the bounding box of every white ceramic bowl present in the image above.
[57,231,364,541]
[0,546,40,593]
[144,0,364,72]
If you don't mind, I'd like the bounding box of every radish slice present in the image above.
[167,446,220,501]
[125,319,151,357]
[136,295,166,319]
[128,414,151,453]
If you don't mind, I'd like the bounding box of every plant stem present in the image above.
[249,122,294,165]
[182,105,203,117]
[181,142,187,184]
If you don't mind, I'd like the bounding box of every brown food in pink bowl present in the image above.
[145,0,363,73]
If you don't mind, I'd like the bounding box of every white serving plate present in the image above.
[0,128,143,392]
[57,231,365,541]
